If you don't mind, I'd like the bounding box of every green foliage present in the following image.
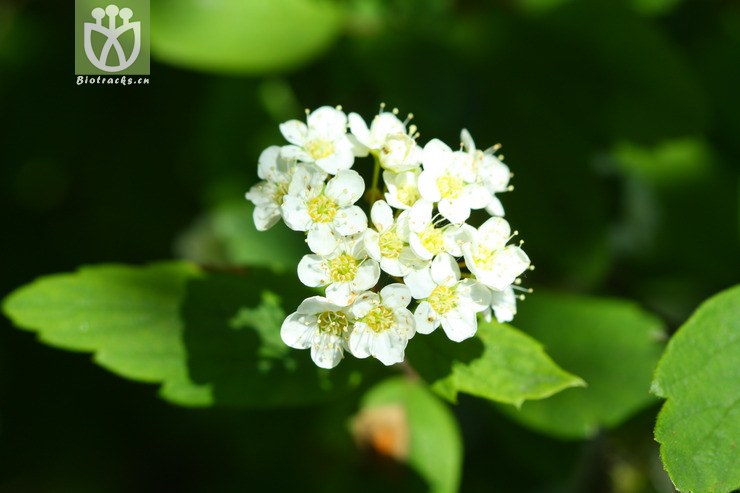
[499,292,666,439]
[176,201,305,271]
[359,377,462,493]
[406,321,584,407]
[150,0,344,74]
[2,263,376,407]
[652,285,740,493]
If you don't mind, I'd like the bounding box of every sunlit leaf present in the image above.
[500,292,666,439]
[406,321,584,407]
[2,262,375,408]
[150,0,344,74]
[652,285,740,493]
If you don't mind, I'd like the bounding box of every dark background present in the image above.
[1,0,738,491]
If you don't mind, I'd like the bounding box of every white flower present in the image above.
[363,200,416,277]
[297,236,380,306]
[460,129,511,217]
[462,217,530,291]
[349,111,422,173]
[406,253,491,342]
[279,106,362,175]
[348,284,415,365]
[245,146,301,231]
[384,170,422,210]
[406,200,474,262]
[417,139,492,223]
[482,286,518,324]
[282,167,368,256]
[281,296,353,369]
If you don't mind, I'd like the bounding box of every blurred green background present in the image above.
[1,0,738,491]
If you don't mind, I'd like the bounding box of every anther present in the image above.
[336,105,343,110]
[392,107,399,115]
[498,154,505,161]
[507,185,515,192]
[514,278,522,285]
[529,265,535,271]
[304,108,310,116]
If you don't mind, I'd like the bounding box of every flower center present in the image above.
[420,226,444,255]
[363,306,395,333]
[473,246,497,271]
[437,174,463,199]
[273,182,289,205]
[307,195,338,223]
[306,139,335,160]
[317,311,349,336]
[328,253,359,282]
[379,230,403,259]
[428,285,457,315]
[397,185,420,207]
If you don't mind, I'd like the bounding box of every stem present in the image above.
[364,154,383,204]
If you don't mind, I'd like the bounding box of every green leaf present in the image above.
[357,377,462,493]
[405,320,584,407]
[150,0,344,74]
[499,292,666,439]
[175,201,305,272]
[652,285,740,493]
[2,262,375,408]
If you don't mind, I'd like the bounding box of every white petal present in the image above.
[352,291,379,318]
[308,106,347,138]
[315,144,354,175]
[371,113,406,140]
[380,283,412,310]
[347,133,369,157]
[325,169,364,206]
[458,279,493,312]
[297,255,329,287]
[417,170,442,203]
[281,195,311,231]
[281,144,312,163]
[440,310,477,342]
[460,128,475,152]
[485,196,505,217]
[422,139,453,173]
[348,324,373,359]
[253,204,281,231]
[466,184,493,210]
[443,224,475,257]
[380,257,412,277]
[310,333,345,369]
[280,312,316,349]
[479,217,511,250]
[404,267,436,299]
[363,229,382,262]
[371,200,394,232]
[279,120,308,146]
[326,282,354,306]
[307,224,339,256]
[296,296,336,315]
[414,301,439,334]
[408,199,433,233]
[491,287,517,323]
[334,206,368,236]
[352,261,381,291]
[438,197,470,224]
[477,246,530,290]
[431,253,461,287]
[348,112,371,147]
[373,331,405,366]
[257,146,282,180]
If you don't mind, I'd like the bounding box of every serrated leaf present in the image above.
[150,0,344,74]
[652,285,740,493]
[357,377,462,493]
[405,321,584,407]
[2,262,375,408]
[499,292,666,439]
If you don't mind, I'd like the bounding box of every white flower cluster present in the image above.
[246,105,532,369]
